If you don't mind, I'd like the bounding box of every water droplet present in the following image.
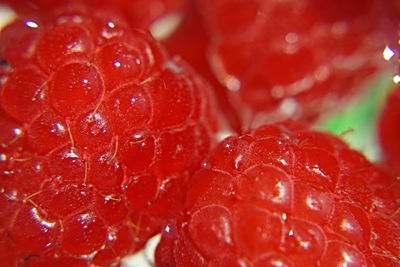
[107,21,115,29]
[393,74,400,84]
[25,20,38,28]
[383,45,396,61]
[108,231,117,241]
[13,128,22,136]
[56,123,65,132]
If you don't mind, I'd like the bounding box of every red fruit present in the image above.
[0,6,218,266]
[205,0,386,122]
[166,0,390,131]
[155,121,400,266]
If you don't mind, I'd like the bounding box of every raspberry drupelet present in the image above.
[0,5,218,266]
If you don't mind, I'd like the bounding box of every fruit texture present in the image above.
[155,120,400,266]
[0,6,218,266]
[191,0,391,128]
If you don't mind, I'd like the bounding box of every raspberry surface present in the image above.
[156,121,400,266]
[0,6,218,266]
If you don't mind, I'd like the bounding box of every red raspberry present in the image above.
[155,120,400,266]
[166,0,391,131]
[0,6,218,266]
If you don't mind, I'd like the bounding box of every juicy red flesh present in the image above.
[0,7,218,266]
[155,121,400,266]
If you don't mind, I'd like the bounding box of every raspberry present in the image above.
[0,6,218,266]
[165,0,391,131]
[155,121,400,266]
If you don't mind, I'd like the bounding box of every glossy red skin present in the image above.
[0,7,218,266]
[155,121,400,266]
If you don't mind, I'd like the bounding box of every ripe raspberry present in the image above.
[156,120,400,266]
[167,0,390,130]
[0,6,218,266]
